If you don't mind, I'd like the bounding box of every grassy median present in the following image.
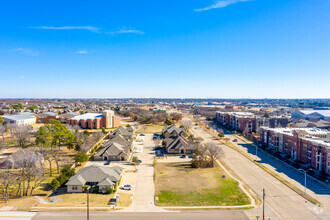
[154,162,250,206]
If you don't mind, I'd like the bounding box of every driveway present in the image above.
[123,134,166,212]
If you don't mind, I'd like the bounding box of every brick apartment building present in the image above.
[66,110,120,129]
[216,111,288,133]
[260,127,330,174]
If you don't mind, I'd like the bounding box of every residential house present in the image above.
[111,126,134,141]
[94,135,132,161]
[66,165,123,193]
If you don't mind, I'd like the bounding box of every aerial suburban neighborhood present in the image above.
[0,98,329,220]
[1,0,330,219]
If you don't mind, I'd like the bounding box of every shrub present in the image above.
[132,156,139,163]
[50,179,60,190]
[83,185,90,192]
[191,160,198,168]
[57,174,68,185]
[61,165,75,177]
[107,188,113,194]
[102,128,107,135]
[75,151,89,165]
[114,185,117,192]
[152,159,157,167]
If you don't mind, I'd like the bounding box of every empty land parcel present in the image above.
[154,162,250,207]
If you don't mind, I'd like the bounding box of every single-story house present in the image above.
[0,149,44,170]
[165,136,196,154]
[111,126,134,141]
[66,165,123,193]
[94,135,132,161]
[162,125,186,139]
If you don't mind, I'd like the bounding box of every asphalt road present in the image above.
[185,116,330,220]
[32,211,250,220]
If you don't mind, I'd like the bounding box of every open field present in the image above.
[154,162,250,206]
[137,124,165,134]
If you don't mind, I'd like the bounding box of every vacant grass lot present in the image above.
[137,124,165,134]
[155,162,250,206]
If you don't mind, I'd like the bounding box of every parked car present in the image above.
[104,160,111,165]
[233,139,238,142]
[140,134,145,136]
[138,159,142,163]
[195,123,198,125]
[121,185,132,190]
[180,155,186,158]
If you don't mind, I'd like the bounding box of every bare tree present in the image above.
[181,119,193,132]
[206,142,224,167]
[0,124,7,140]
[39,147,55,176]
[8,124,32,148]
[0,170,19,202]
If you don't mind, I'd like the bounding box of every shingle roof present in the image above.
[66,165,122,186]
[97,177,114,186]
[112,126,134,137]
[163,125,185,135]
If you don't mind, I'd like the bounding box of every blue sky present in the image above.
[0,0,329,98]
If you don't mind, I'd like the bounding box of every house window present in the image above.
[72,186,78,190]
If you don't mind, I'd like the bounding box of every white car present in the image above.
[121,185,132,190]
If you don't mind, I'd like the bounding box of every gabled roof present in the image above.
[112,126,134,137]
[166,136,196,151]
[163,125,185,135]
[97,177,114,186]
[66,165,122,186]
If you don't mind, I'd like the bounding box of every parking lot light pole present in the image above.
[299,168,312,195]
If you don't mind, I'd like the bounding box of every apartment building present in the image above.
[260,127,330,174]
[216,111,288,133]
[66,110,120,129]
[216,112,256,133]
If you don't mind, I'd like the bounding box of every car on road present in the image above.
[121,185,132,190]
[233,139,238,142]
[180,155,186,158]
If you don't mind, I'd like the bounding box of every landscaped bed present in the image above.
[154,162,250,206]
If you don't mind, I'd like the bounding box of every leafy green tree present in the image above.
[75,151,89,165]
[83,130,90,137]
[165,119,173,125]
[0,116,4,125]
[101,128,107,135]
[263,112,270,118]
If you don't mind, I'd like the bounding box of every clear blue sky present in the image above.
[0,0,329,99]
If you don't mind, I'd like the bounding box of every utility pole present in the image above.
[87,186,90,220]
[262,188,265,220]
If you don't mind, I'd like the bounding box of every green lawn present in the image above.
[155,162,250,206]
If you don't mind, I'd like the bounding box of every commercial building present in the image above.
[66,110,120,129]
[2,112,36,126]
[260,127,330,174]
[36,112,59,123]
[292,110,330,122]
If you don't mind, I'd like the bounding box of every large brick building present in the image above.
[216,111,288,133]
[66,110,120,129]
[260,127,330,174]
[36,112,59,123]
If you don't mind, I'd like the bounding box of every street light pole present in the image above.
[262,188,265,220]
[299,168,312,195]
